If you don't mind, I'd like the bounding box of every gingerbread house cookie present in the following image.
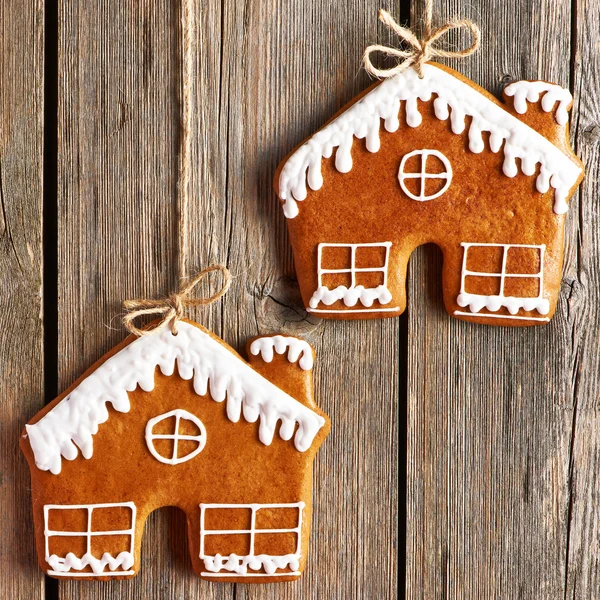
[275,63,584,325]
[21,321,329,582]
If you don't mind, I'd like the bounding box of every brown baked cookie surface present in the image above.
[20,320,330,582]
[275,63,584,326]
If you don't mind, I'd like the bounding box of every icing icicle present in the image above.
[456,293,550,316]
[309,284,392,309]
[203,553,300,575]
[47,552,134,575]
[279,64,582,218]
[249,336,314,371]
[504,80,573,126]
[26,323,326,474]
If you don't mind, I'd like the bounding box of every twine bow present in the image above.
[363,6,480,79]
[123,264,231,336]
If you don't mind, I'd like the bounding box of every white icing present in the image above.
[47,551,134,575]
[310,241,393,310]
[145,409,207,465]
[308,306,400,314]
[200,571,299,578]
[44,502,136,576]
[456,242,550,316]
[279,64,582,217]
[309,284,392,308]
[199,502,303,576]
[250,336,314,371]
[27,323,326,474]
[504,80,572,126]
[203,553,300,576]
[398,149,452,201]
[456,292,550,315]
[454,310,549,323]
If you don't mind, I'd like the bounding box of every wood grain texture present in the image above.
[18,0,597,598]
[0,1,45,599]
[562,1,600,596]
[212,3,399,597]
[55,0,399,598]
[56,1,228,599]
[406,1,598,598]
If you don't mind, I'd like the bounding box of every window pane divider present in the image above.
[316,242,392,290]
[459,243,546,301]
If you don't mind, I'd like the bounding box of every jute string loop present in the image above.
[123,265,232,336]
[178,0,195,282]
[363,4,480,79]
[123,0,230,337]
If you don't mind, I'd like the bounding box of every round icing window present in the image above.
[398,149,452,201]
[145,409,207,465]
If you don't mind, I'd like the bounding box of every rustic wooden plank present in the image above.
[0,1,45,598]
[562,1,600,596]
[407,1,582,598]
[56,1,232,598]
[54,0,400,597]
[190,1,400,598]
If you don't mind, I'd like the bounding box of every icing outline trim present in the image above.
[456,242,550,316]
[199,502,304,576]
[44,502,136,576]
[454,310,550,323]
[307,307,401,314]
[398,149,452,201]
[310,242,393,310]
[145,409,207,465]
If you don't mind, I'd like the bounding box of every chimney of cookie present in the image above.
[503,80,573,151]
[246,335,316,409]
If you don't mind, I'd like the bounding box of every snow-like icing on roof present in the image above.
[504,81,573,126]
[250,335,314,371]
[278,64,582,218]
[26,323,326,474]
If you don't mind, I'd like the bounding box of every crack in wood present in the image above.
[0,161,23,272]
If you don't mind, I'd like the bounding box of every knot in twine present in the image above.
[363,7,480,79]
[123,265,231,336]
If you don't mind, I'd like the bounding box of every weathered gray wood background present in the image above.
[1,0,598,598]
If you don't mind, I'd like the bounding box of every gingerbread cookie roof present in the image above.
[25,323,326,474]
[278,63,582,218]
